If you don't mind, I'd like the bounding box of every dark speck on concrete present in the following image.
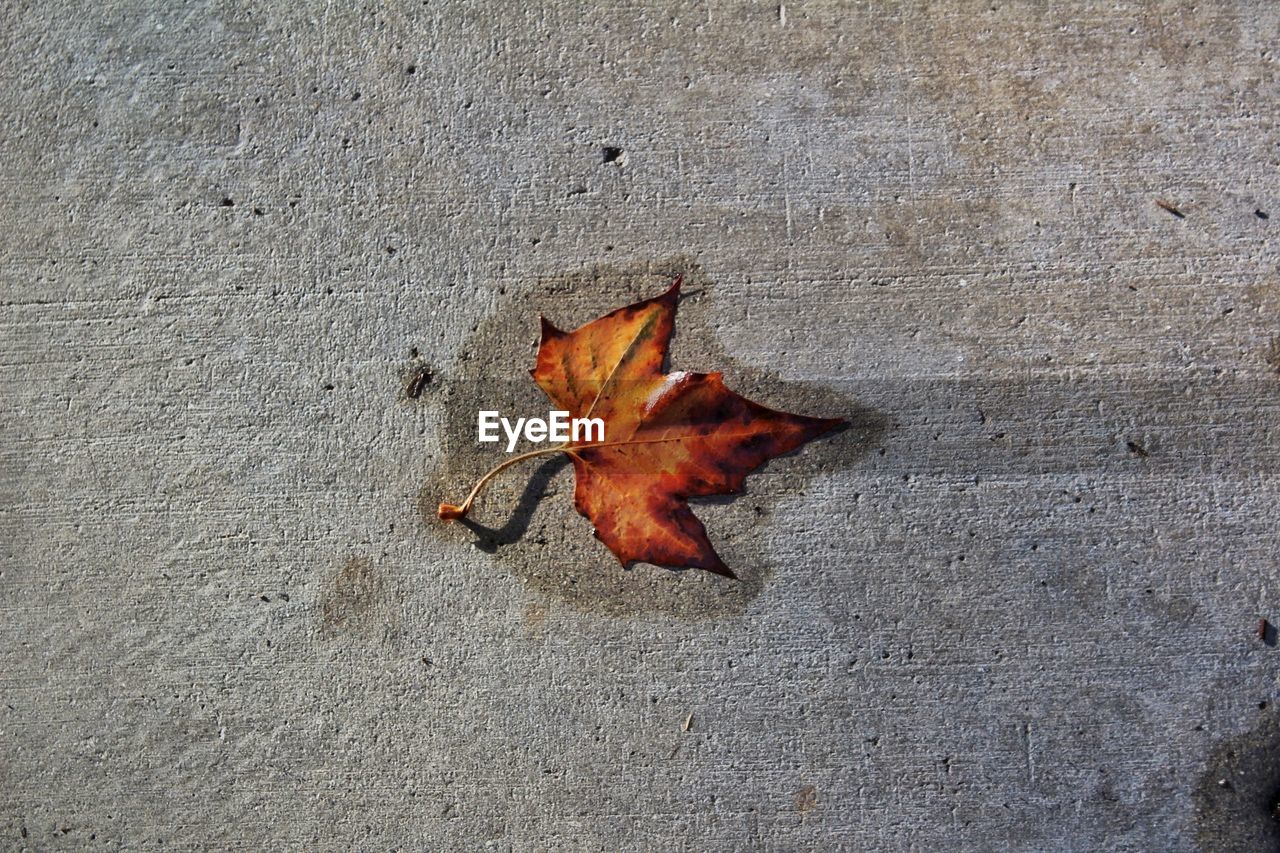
[406,367,434,399]
[1261,619,1277,647]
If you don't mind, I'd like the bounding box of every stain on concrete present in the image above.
[1193,706,1280,851]
[523,599,548,634]
[423,257,885,619]
[1265,337,1280,376]
[794,784,818,814]
[319,557,396,639]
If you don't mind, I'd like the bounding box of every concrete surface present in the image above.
[3,1,1280,850]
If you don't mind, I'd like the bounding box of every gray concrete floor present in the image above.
[3,2,1280,850]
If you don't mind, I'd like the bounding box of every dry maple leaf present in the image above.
[439,278,844,577]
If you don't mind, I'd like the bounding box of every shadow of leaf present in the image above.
[456,455,570,552]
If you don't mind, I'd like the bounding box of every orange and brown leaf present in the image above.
[529,279,843,577]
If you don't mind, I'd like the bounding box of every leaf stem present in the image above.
[439,425,811,521]
[438,444,571,521]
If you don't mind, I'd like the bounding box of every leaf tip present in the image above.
[539,316,564,339]
[820,416,849,434]
[707,560,737,579]
[798,415,848,442]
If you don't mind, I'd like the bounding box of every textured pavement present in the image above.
[3,2,1280,850]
